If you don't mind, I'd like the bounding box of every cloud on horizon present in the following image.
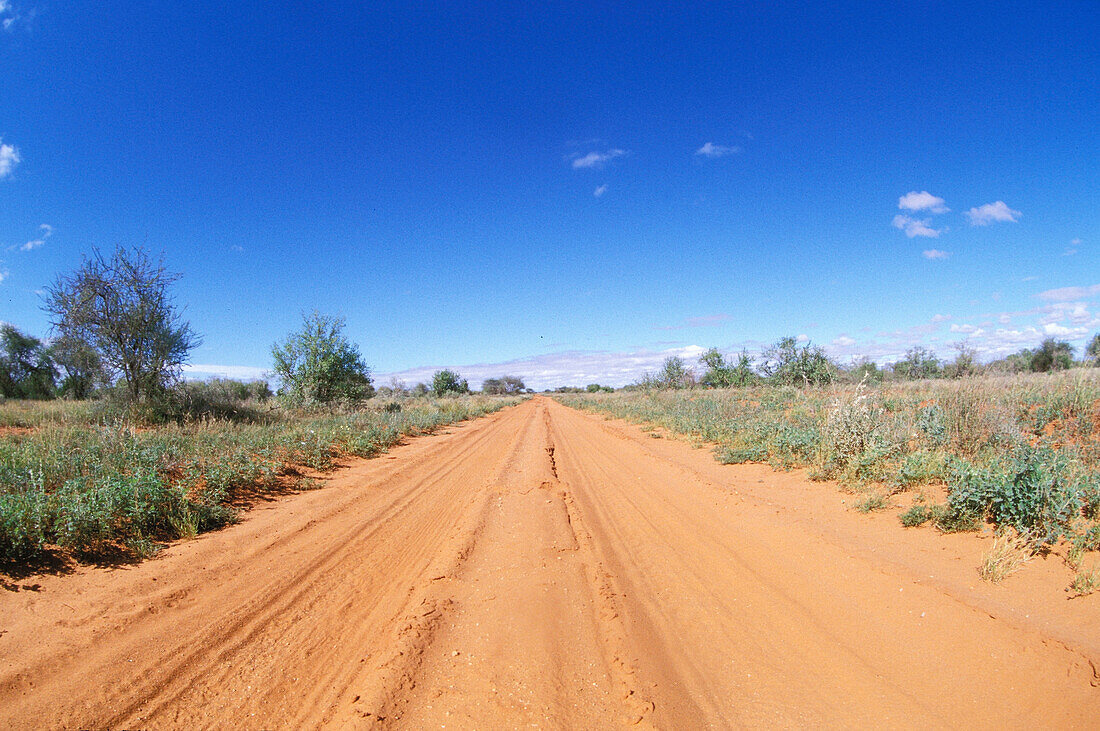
[1036,284,1100,302]
[182,363,270,381]
[377,344,711,391]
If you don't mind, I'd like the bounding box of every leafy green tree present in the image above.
[699,347,757,388]
[431,369,469,397]
[1030,338,1073,372]
[271,311,373,404]
[658,356,692,389]
[0,324,57,399]
[1085,333,1100,364]
[847,358,884,384]
[760,337,835,386]
[411,382,430,397]
[44,247,200,402]
[944,343,979,379]
[891,347,942,380]
[482,375,525,394]
[50,333,104,399]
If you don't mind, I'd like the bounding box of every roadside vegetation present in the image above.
[556,335,1100,589]
[1,246,523,565]
[0,394,518,563]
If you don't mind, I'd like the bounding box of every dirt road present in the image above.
[1,397,1098,728]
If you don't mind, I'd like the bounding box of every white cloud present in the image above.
[832,335,856,347]
[182,364,271,381]
[19,223,52,251]
[593,184,608,198]
[949,324,984,335]
[966,200,1020,226]
[930,313,952,323]
[892,214,943,238]
[0,269,8,284]
[571,149,625,169]
[1042,322,1087,337]
[1036,284,1100,302]
[695,142,740,158]
[0,2,10,14]
[898,191,948,213]
[796,333,809,342]
[922,248,950,259]
[0,139,19,178]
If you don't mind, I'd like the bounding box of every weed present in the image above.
[1069,568,1100,597]
[899,504,933,527]
[931,504,981,533]
[855,493,890,513]
[978,530,1034,582]
[947,448,1080,544]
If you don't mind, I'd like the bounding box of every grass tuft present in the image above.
[978,530,1034,582]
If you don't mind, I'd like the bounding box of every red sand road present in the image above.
[1,397,1098,728]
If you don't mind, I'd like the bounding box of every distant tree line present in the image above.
[627,333,1100,391]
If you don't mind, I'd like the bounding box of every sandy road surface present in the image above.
[1,397,1098,728]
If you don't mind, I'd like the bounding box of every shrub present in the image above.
[431,369,469,397]
[760,337,835,386]
[947,448,1081,543]
[931,503,981,533]
[482,375,525,395]
[1030,338,1074,372]
[272,311,373,405]
[818,379,884,478]
[891,347,942,380]
[899,504,933,527]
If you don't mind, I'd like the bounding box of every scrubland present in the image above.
[0,393,520,562]
[557,370,1100,590]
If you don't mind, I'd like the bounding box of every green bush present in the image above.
[947,448,1080,543]
[899,504,933,527]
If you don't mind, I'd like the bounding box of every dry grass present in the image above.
[1069,568,1099,597]
[978,531,1035,583]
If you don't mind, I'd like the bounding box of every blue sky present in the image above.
[1,1,1098,389]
